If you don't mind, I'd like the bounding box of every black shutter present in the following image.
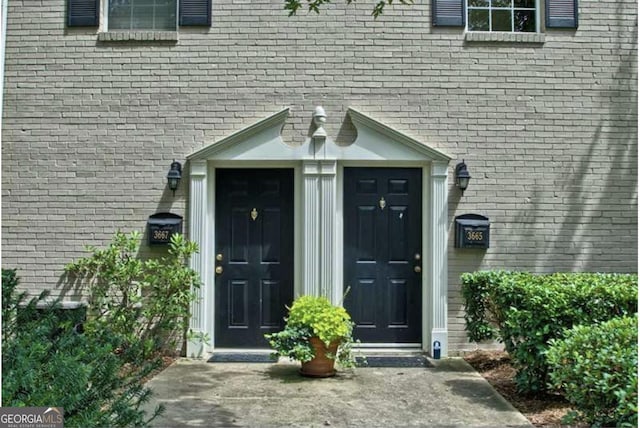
[68,0,99,26]
[432,0,464,27]
[546,0,578,28]
[179,0,212,26]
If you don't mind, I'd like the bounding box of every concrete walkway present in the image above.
[144,358,532,427]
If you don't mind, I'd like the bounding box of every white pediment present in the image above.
[187,106,451,163]
[187,108,310,161]
[336,108,452,162]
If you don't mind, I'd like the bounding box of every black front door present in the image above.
[343,167,422,344]
[215,169,294,348]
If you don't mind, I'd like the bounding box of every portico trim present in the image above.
[186,107,452,358]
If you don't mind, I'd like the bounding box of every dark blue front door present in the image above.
[343,167,422,344]
[215,169,294,348]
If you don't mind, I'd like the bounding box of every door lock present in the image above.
[215,266,223,275]
[216,253,223,261]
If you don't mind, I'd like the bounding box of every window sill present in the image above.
[464,31,545,44]
[97,31,179,42]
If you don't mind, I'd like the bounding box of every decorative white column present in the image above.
[187,160,208,358]
[429,161,449,357]
[302,159,337,298]
[302,161,321,296]
[319,160,337,299]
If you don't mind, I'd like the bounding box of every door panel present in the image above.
[215,169,294,348]
[344,168,422,344]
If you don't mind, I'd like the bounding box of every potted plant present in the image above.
[265,295,357,377]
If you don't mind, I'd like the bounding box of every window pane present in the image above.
[514,10,536,32]
[109,0,176,30]
[469,9,490,30]
[492,0,511,8]
[514,0,535,8]
[468,0,489,6]
[491,9,511,31]
[109,0,132,29]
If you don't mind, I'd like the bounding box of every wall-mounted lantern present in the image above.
[455,160,471,195]
[167,161,182,195]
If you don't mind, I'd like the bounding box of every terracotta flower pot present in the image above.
[300,337,340,378]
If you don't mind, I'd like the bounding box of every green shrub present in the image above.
[461,271,637,393]
[547,315,638,427]
[65,231,200,359]
[2,269,163,427]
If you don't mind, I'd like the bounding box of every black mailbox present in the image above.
[455,214,490,249]
[147,213,183,246]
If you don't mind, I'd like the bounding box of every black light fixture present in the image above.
[167,161,182,194]
[455,160,471,195]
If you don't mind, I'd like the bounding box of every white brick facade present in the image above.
[2,0,637,353]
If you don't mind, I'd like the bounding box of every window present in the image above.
[67,0,212,29]
[433,0,577,30]
[109,0,177,31]
[467,0,537,32]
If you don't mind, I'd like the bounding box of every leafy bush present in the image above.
[65,231,200,359]
[2,269,163,427]
[547,315,638,427]
[461,271,637,393]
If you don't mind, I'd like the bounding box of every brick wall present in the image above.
[2,0,637,351]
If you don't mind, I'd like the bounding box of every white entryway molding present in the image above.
[186,107,451,358]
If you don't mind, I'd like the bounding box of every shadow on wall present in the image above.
[515,12,638,273]
[449,180,488,275]
[56,175,185,301]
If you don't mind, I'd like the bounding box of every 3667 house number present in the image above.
[153,229,171,241]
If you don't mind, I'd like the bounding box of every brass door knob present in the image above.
[215,266,223,274]
[216,253,223,261]
[414,266,422,273]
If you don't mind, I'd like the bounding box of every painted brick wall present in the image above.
[2,0,637,352]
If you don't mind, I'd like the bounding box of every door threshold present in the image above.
[354,344,423,354]
[207,349,276,363]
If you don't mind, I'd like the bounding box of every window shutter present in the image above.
[179,0,212,26]
[67,0,99,26]
[432,0,464,27]
[546,0,578,28]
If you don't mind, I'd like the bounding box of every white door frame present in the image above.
[186,107,451,358]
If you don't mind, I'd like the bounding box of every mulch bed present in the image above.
[463,350,587,427]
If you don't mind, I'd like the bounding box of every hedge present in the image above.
[461,271,637,393]
[547,315,638,427]
[2,269,163,427]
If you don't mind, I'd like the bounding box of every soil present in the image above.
[463,350,587,427]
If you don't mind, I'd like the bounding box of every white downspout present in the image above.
[1,0,8,144]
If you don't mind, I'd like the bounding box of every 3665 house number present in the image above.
[466,230,484,241]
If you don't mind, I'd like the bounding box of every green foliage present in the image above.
[283,0,413,19]
[265,295,358,367]
[461,271,637,393]
[547,315,638,427]
[65,231,200,359]
[2,269,163,427]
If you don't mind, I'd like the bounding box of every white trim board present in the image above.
[186,107,451,358]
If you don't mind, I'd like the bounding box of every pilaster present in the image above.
[187,160,207,357]
[302,160,337,298]
[302,161,321,296]
[319,161,337,299]
[430,161,449,357]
